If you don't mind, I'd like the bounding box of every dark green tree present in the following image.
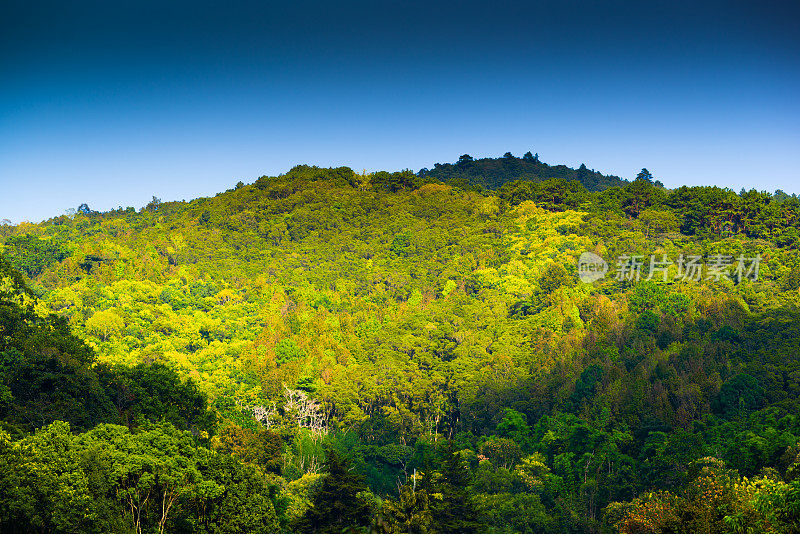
[622,177,665,218]
[712,374,767,419]
[104,363,215,434]
[430,446,479,534]
[294,449,371,534]
[3,234,69,278]
[635,168,654,182]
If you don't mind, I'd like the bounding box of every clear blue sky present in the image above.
[2,0,798,223]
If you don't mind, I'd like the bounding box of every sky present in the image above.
[1,0,799,223]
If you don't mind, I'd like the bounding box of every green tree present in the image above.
[106,363,215,434]
[622,178,664,218]
[294,449,371,534]
[190,452,283,533]
[80,421,215,534]
[430,446,479,534]
[383,473,434,534]
[635,168,654,182]
[496,408,530,443]
[0,422,99,533]
[86,309,124,341]
[3,234,69,278]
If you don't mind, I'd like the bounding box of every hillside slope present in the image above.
[2,164,800,532]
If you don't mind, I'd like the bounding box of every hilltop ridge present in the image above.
[419,152,629,191]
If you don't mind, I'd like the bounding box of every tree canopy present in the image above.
[1,161,799,532]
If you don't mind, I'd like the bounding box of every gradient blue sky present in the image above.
[2,0,799,223]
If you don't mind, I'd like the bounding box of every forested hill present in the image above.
[418,152,629,191]
[1,164,800,533]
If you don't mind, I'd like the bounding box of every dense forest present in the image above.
[1,160,800,533]
[418,153,628,192]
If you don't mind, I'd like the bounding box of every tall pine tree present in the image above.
[430,446,479,534]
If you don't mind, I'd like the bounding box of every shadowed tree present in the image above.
[294,449,371,534]
[430,445,480,534]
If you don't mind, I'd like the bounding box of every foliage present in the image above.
[292,449,371,533]
[3,234,69,278]
[2,162,800,532]
[0,421,282,534]
[422,153,625,191]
